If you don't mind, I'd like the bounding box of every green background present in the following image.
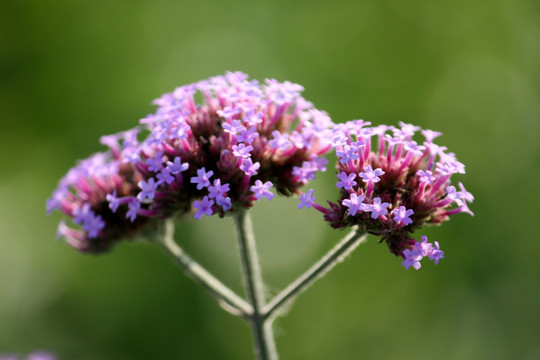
[1,0,539,359]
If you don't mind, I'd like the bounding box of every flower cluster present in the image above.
[300,120,474,269]
[47,72,333,253]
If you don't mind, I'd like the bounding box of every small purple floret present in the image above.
[167,157,189,174]
[190,167,214,190]
[137,178,158,201]
[298,189,316,209]
[342,193,365,216]
[402,248,422,270]
[250,180,274,201]
[428,241,445,265]
[392,206,414,225]
[336,171,357,191]
[240,158,260,176]
[146,151,164,172]
[367,197,389,219]
[232,144,253,159]
[193,196,214,219]
[359,166,385,183]
[126,199,140,222]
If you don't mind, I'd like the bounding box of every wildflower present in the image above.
[302,120,473,269]
[48,72,334,252]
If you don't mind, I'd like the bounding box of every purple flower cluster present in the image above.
[401,236,444,270]
[301,120,473,268]
[48,72,333,253]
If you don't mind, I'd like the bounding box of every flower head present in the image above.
[306,120,473,269]
[48,72,335,252]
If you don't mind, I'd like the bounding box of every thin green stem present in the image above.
[234,209,278,360]
[263,228,367,320]
[158,219,253,318]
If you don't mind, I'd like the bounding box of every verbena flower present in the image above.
[46,150,148,253]
[302,120,473,269]
[48,72,334,252]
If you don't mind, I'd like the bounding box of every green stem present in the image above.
[234,209,278,360]
[158,219,252,318]
[263,228,367,320]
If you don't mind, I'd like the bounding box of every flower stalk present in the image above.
[234,209,278,360]
[263,228,367,320]
[158,218,252,318]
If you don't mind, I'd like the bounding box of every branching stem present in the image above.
[158,219,252,318]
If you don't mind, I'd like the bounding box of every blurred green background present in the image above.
[1,0,539,359]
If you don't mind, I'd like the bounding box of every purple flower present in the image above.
[416,169,435,185]
[428,241,444,265]
[336,144,359,164]
[342,193,365,216]
[193,196,214,219]
[240,158,260,176]
[415,235,433,257]
[73,203,92,225]
[106,191,120,212]
[82,212,105,238]
[292,161,317,183]
[366,197,389,219]
[217,106,242,119]
[312,156,328,172]
[232,143,253,159]
[268,130,292,151]
[190,167,214,190]
[137,178,158,201]
[446,185,463,206]
[146,151,164,172]
[171,122,190,140]
[236,127,259,144]
[156,168,175,185]
[48,72,336,252]
[250,180,274,201]
[403,140,425,156]
[392,206,414,225]
[166,157,189,174]
[222,120,246,135]
[422,129,442,142]
[126,198,140,222]
[208,179,230,200]
[359,166,385,183]
[458,182,474,203]
[298,189,316,209]
[336,172,357,191]
[216,196,232,211]
[402,248,422,270]
[310,120,472,268]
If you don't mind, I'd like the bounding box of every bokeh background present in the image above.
[1,0,539,359]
